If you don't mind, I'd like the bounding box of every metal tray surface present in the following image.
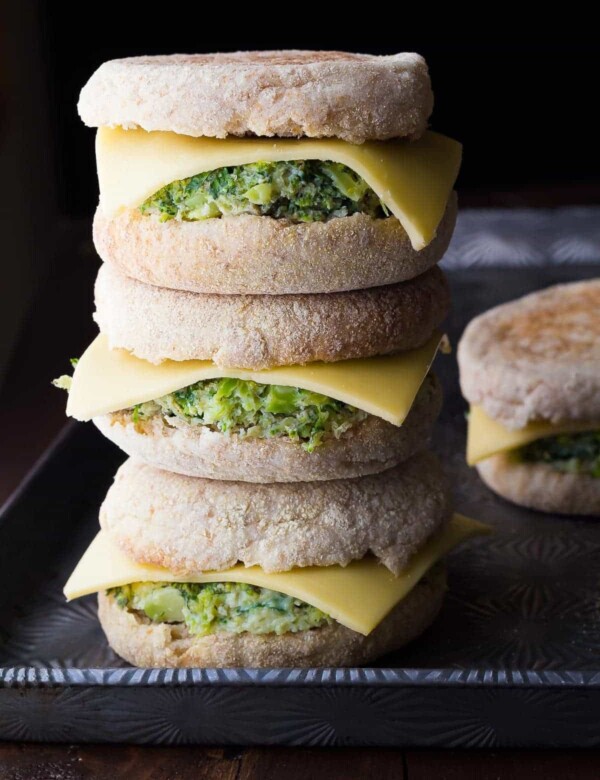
[1,265,599,747]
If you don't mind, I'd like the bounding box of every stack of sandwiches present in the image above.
[459,279,600,516]
[60,51,486,667]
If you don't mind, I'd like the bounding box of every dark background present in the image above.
[38,21,599,217]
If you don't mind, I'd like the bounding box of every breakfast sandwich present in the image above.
[79,51,461,296]
[56,263,448,482]
[64,457,487,667]
[458,279,600,515]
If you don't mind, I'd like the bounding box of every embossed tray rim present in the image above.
[1,666,600,687]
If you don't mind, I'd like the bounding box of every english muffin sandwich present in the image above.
[64,456,487,668]
[458,279,600,516]
[79,51,461,295]
[55,262,450,482]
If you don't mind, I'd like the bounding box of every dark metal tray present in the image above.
[1,265,599,747]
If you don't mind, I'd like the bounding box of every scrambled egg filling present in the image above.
[130,377,368,452]
[109,581,332,636]
[139,160,387,223]
[518,430,600,477]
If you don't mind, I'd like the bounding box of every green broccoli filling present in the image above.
[109,582,331,636]
[52,375,72,391]
[518,430,600,477]
[131,377,367,452]
[139,160,387,223]
[51,358,79,392]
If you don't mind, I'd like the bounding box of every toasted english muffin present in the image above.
[458,279,600,429]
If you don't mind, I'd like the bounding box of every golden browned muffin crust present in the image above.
[458,279,600,429]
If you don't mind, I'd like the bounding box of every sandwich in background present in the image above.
[458,279,600,516]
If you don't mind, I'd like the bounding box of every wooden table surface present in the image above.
[1,207,599,778]
[1,744,600,779]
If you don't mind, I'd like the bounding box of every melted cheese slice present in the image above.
[64,514,489,635]
[67,332,443,425]
[97,127,462,251]
[467,405,600,465]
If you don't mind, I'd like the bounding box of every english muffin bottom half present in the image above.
[83,51,461,294]
[65,463,488,668]
[459,279,600,516]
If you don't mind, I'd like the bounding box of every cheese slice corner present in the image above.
[467,405,599,465]
[96,127,462,251]
[66,332,443,426]
[64,514,490,636]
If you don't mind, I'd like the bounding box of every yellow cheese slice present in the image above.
[64,514,489,636]
[96,127,462,251]
[467,405,600,465]
[67,332,443,426]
